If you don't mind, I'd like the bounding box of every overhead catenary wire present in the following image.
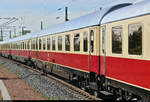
[57,0,77,11]
[0,18,18,27]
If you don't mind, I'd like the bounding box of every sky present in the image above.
[0,0,145,40]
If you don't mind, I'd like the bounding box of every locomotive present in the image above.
[0,1,150,101]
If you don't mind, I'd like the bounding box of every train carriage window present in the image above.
[26,42,27,50]
[14,43,15,49]
[22,42,24,50]
[65,35,70,51]
[14,43,17,49]
[33,40,35,50]
[83,31,88,52]
[21,42,23,49]
[27,41,30,50]
[52,36,56,50]
[16,43,17,49]
[17,43,18,49]
[39,39,42,50]
[20,42,22,49]
[20,43,21,50]
[47,38,50,50]
[20,43,22,49]
[74,34,80,51]
[36,39,38,50]
[90,30,94,53]
[16,43,18,49]
[112,26,122,54]
[19,42,20,50]
[43,38,46,50]
[31,40,33,50]
[128,23,142,55]
[24,42,26,50]
[22,42,24,49]
[58,36,62,51]
[18,43,20,49]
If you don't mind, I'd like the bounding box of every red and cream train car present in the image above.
[0,1,150,101]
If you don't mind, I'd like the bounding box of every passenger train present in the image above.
[0,0,150,101]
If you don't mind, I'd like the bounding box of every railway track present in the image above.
[0,56,101,101]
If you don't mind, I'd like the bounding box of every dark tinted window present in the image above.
[22,42,24,49]
[47,38,50,50]
[90,30,94,52]
[83,32,88,52]
[129,23,142,55]
[43,39,46,50]
[52,36,56,50]
[74,34,80,51]
[58,36,62,51]
[27,41,30,50]
[33,40,35,50]
[112,26,122,54]
[24,42,26,50]
[31,41,33,49]
[36,39,38,50]
[39,39,42,50]
[65,35,70,51]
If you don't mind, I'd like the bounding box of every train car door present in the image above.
[47,37,50,62]
[27,39,32,58]
[89,29,94,73]
[35,38,39,60]
[9,43,11,58]
[101,26,106,76]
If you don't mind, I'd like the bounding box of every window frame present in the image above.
[83,31,88,52]
[65,34,70,51]
[39,38,42,50]
[36,39,38,50]
[58,36,62,51]
[43,38,46,50]
[47,37,51,50]
[90,30,94,53]
[112,26,123,54]
[74,33,80,52]
[33,39,36,50]
[52,36,56,51]
[128,22,143,56]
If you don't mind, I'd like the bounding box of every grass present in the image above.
[0,62,6,66]
[42,95,56,100]
[48,97,56,100]
[21,96,24,98]
[13,95,16,98]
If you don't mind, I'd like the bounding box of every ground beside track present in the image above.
[0,57,91,100]
[0,65,46,100]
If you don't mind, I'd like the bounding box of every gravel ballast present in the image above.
[0,59,90,100]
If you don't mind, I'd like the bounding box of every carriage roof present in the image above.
[101,0,150,24]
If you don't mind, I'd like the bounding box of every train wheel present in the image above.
[45,65,48,75]
[42,65,46,74]
[34,62,38,69]
[27,60,32,66]
[69,74,73,81]
[136,96,143,102]
[8,56,10,59]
